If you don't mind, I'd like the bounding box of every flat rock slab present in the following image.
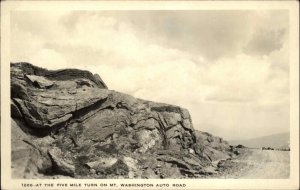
[25,75,54,89]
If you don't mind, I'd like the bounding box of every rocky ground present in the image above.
[10,62,289,179]
[211,148,290,179]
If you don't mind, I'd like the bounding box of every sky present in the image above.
[10,10,290,140]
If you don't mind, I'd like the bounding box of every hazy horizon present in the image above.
[10,10,290,140]
[229,131,289,142]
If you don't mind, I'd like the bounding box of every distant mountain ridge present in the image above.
[229,132,289,149]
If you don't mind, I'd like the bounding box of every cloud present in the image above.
[10,10,290,140]
[83,11,256,61]
[30,48,68,69]
[203,53,289,105]
[268,40,289,72]
[244,28,286,56]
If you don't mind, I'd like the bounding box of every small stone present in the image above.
[86,157,118,169]
[90,169,96,174]
[189,148,195,154]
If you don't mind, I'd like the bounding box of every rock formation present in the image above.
[195,131,231,161]
[11,62,232,179]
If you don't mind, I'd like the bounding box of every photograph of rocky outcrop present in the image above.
[10,10,290,179]
[11,62,237,178]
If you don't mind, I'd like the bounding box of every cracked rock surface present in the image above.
[11,62,231,179]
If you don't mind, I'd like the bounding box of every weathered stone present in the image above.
[183,156,201,167]
[12,62,107,88]
[135,129,161,153]
[195,131,230,152]
[166,124,183,139]
[162,112,182,127]
[134,118,158,130]
[11,101,22,118]
[90,169,96,174]
[182,119,192,130]
[195,131,230,160]
[123,157,139,178]
[11,80,28,99]
[156,155,192,170]
[11,119,41,178]
[25,75,54,89]
[180,108,191,119]
[48,147,75,177]
[12,87,110,128]
[86,157,118,169]
[142,167,159,179]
